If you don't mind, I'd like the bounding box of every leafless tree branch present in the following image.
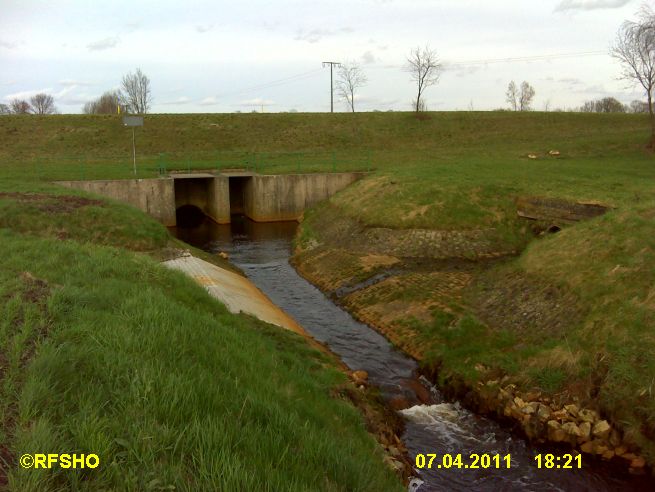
[30,93,57,114]
[337,62,367,112]
[83,90,123,114]
[121,68,152,114]
[405,46,441,112]
[611,5,655,143]
[9,99,32,114]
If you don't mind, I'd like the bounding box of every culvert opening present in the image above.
[229,177,251,216]
[176,204,205,228]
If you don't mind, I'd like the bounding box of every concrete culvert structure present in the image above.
[57,172,366,226]
[176,204,205,228]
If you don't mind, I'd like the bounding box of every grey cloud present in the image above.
[59,79,94,87]
[199,96,219,106]
[87,36,120,51]
[454,66,482,78]
[195,24,213,33]
[558,77,584,86]
[294,27,354,43]
[162,96,192,105]
[0,39,17,49]
[361,51,378,64]
[554,0,632,12]
[125,22,141,33]
[57,92,98,105]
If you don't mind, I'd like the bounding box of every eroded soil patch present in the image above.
[0,192,103,214]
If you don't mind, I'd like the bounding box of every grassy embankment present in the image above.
[0,188,403,488]
[1,111,655,468]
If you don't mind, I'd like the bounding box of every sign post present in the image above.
[122,116,144,176]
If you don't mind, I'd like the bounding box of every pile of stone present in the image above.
[477,380,647,472]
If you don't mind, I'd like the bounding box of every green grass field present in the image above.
[1,111,655,477]
[0,181,402,491]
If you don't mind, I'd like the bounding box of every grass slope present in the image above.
[0,186,401,491]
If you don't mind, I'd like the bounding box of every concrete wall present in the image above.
[207,176,230,224]
[58,178,176,226]
[244,172,366,222]
[56,172,366,226]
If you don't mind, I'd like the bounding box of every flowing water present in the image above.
[173,215,653,492]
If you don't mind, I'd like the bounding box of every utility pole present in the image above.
[322,61,341,112]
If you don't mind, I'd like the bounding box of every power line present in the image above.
[216,68,323,99]
[366,50,608,71]
[444,50,607,68]
[322,61,341,112]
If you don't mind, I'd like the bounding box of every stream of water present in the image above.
[173,215,653,492]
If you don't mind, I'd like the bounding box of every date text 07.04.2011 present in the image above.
[415,454,511,470]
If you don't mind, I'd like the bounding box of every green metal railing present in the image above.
[18,149,374,181]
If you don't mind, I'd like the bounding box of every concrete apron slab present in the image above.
[162,253,308,337]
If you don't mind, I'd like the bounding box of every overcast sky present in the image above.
[0,0,648,113]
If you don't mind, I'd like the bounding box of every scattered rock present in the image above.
[564,404,579,418]
[614,446,628,457]
[602,450,615,460]
[630,457,646,469]
[537,404,551,421]
[594,443,609,456]
[562,422,583,439]
[527,154,538,160]
[548,150,561,156]
[383,455,404,473]
[609,429,622,447]
[592,420,611,440]
[578,421,591,441]
[351,370,369,385]
[388,446,401,458]
[547,420,566,442]
[218,251,229,260]
[577,409,596,423]
[580,441,595,454]
[521,403,536,415]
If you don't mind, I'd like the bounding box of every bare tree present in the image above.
[9,99,32,114]
[30,93,57,114]
[543,99,551,112]
[630,99,650,113]
[0,103,10,115]
[611,5,655,144]
[506,81,519,111]
[580,97,627,113]
[405,46,442,112]
[580,100,597,113]
[519,81,536,111]
[337,62,367,112]
[83,90,122,114]
[121,68,152,114]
